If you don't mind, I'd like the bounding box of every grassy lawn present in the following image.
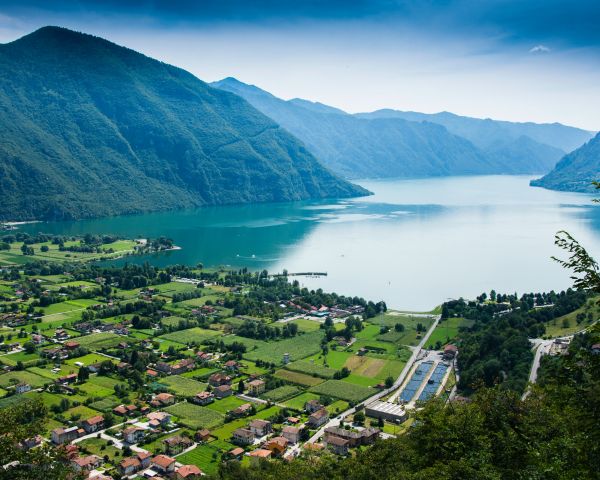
[288,318,323,332]
[273,369,324,387]
[261,385,302,402]
[165,402,225,429]
[544,297,600,337]
[160,327,221,345]
[162,375,208,397]
[285,360,337,379]
[177,443,222,476]
[78,437,123,463]
[0,350,40,367]
[205,395,247,414]
[310,380,373,404]
[283,391,320,410]
[74,332,124,349]
[0,370,51,388]
[426,317,474,348]
[244,331,323,365]
[66,353,116,367]
[371,312,435,346]
[65,404,101,421]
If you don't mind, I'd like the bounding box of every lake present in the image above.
[19,175,600,310]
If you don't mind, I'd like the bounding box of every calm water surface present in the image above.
[20,176,600,310]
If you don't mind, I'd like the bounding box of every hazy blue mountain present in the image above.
[0,27,367,221]
[357,109,594,171]
[213,78,585,178]
[213,78,498,178]
[530,132,600,193]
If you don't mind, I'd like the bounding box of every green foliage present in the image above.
[0,27,367,221]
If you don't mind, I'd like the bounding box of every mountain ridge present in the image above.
[0,27,368,221]
[211,77,592,179]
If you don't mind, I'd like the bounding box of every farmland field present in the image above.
[165,402,225,429]
[285,360,337,379]
[310,379,373,403]
[273,369,324,387]
[74,332,124,349]
[0,370,50,388]
[162,375,207,397]
[177,443,221,476]
[261,385,302,402]
[160,327,221,345]
[426,317,473,348]
[205,395,247,414]
[244,331,323,365]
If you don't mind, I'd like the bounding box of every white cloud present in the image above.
[529,44,551,54]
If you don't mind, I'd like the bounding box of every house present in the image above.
[163,435,193,455]
[57,373,78,384]
[176,465,203,480]
[325,435,349,455]
[247,379,265,396]
[308,408,329,428]
[136,451,152,468]
[146,369,159,378]
[147,411,171,428]
[305,399,323,413]
[232,403,253,417]
[153,392,175,406]
[223,360,239,372]
[265,436,288,456]
[123,426,145,444]
[15,383,31,394]
[81,415,105,433]
[281,426,300,444]
[232,428,254,445]
[71,455,103,472]
[64,340,80,350]
[208,373,232,387]
[113,404,128,416]
[151,454,177,474]
[227,447,245,460]
[20,435,43,450]
[170,358,196,375]
[249,419,272,437]
[118,457,141,476]
[214,384,232,399]
[591,343,600,355]
[249,449,272,464]
[324,426,380,447]
[51,426,80,444]
[193,391,214,405]
[195,429,211,443]
[443,344,458,360]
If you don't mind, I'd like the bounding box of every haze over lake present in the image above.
[21,175,600,310]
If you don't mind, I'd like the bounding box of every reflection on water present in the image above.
[19,176,600,310]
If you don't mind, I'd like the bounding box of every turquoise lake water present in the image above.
[19,175,600,310]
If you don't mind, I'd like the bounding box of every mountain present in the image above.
[530,132,600,192]
[0,27,367,221]
[212,78,594,179]
[212,78,502,179]
[357,109,594,172]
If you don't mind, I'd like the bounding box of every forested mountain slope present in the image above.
[0,27,367,221]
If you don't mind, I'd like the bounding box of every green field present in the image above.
[310,380,373,403]
[165,402,225,429]
[162,375,208,397]
[0,350,40,367]
[273,369,325,387]
[205,395,247,414]
[177,443,222,476]
[285,360,337,378]
[426,317,474,348]
[244,331,323,365]
[0,370,50,388]
[371,312,435,346]
[66,353,116,367]
[74,332,124,349]
[160,327,221,345]
[544,297,599,337]
[261,385,302,402]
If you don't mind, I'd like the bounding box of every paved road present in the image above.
[305,314,441,445]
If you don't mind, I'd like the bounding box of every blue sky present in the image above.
[1,1,599,130]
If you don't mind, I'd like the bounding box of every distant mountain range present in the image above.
[212,77,595,180]
[531,132,600,193]
[0,27,367,221]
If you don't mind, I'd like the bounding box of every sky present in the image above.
[0,1,599,130]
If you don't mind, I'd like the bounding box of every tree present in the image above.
[23,341,36,354]
[394,323,405,332]
[77,366,89,383]
[353,411,365,425]
[385,376,394,389]
[103,412,115,428]
[238,380,245,393]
